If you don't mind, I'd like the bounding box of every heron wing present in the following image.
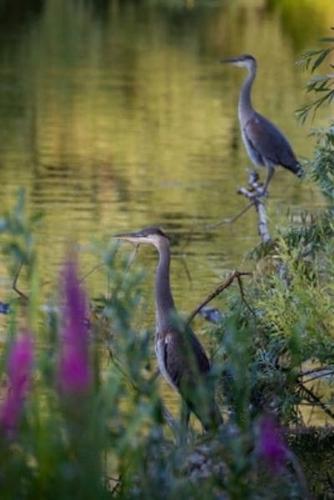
[163,333,183,389]
[162,329,210,390]
[187,329,211,375]
[162,329,221,430]
[243,113,298,169]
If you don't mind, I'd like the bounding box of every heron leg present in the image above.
[262,165,275,195]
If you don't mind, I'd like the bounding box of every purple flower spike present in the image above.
[0,333,34,438]
[257,415,288,474]
[57,256,91,395]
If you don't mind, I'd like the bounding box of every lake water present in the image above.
[0,1,333,353]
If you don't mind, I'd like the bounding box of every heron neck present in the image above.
[155,241,175,332]
[238,63,256,120]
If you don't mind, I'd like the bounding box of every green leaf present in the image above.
[311,48,333,72]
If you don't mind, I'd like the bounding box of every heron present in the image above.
[115,226,222,432]
[221,54,304,195]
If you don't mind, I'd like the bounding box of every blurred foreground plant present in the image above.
[0,333,34,439]
[0,201,310,498]
[57,257,91,396]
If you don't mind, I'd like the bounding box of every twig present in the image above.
[109,475,122,496]
[301,369,334,384]
[79,263,106,284]
[206,201,254,229]
[298,402,334,407]
[12,262,29,302]
[299,366,329,377]
[186,270,252,326]
[307,391,316,426]
[179,254,193,288]
[179,225,196,253]
[298,381,334,420]
[126,245,139,272]
[106,343,140,394]
[235,271,256,316]
[298,365,334,378]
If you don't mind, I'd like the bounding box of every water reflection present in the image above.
[0,0,332,312]
[0,0,44,32]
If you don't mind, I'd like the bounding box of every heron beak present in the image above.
[220,56,240,64]
[113,230,144,246]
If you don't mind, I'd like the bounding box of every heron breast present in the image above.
[155,337,177,390]
[241,127,265,167]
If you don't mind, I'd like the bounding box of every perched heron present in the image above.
[222,54,304,194]
[115,227,222,431]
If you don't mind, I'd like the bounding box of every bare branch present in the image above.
[207,200,254,229]
[298,381,334,420]
[186,270,252,326]
[236,271,256,316]
[238,171,271,244]
[303,371,334,384]
[298,365,334,377]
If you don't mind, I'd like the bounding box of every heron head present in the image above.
[114,226,170,248]
[221,54,256,70]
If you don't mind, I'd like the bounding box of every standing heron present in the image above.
[115,227,222,432]
[222,54,304,194]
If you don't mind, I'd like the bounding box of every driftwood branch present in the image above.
[208,172,271,240]
[186,270,252,326]
[238,171,271,244]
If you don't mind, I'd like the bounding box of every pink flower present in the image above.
[0,334,34,438]
[57,256,91,395]
[257,415,288,473]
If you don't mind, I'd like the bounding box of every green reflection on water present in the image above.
[0,0,331,323]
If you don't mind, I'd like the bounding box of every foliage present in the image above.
[296,30,334,122]
[0,191,313,500]
[211,35,334,496]
[229,46,334,430]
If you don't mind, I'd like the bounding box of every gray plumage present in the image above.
[222,54,304,193]
[115,226,222,431]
